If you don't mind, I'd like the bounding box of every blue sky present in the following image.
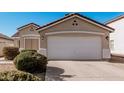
[0,12,124,37]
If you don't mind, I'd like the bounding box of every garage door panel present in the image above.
[47,36,102,60]
[75,37,101,59]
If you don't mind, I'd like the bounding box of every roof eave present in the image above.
[105,14,124,25]
[37,13,114,33]
[17,23,40,30]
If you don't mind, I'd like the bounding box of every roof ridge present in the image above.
[12,22,40,37]
[17,22,40,30]
[36,13,114,31]
[105,14,124,24]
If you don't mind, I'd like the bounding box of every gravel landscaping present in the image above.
[0,57,15,72]
[0,63,45,80]
[0,57,45,80]
[0,63,16,72]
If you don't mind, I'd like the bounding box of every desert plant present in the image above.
[3,47,19,60]
[0,70,41,81]
[14,51,47,73]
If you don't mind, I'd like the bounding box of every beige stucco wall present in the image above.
[13,16,111,59]
[13,38,20,48]
[13,25,39,50]
[39,17,110,49]
[0,38,14,56]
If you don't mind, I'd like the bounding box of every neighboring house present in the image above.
[12,13,114,60]
[0,33,14,56]
[106,15,124,54]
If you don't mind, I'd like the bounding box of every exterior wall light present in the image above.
[106,36,109,40]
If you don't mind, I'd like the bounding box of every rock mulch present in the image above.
[0,57,16,72]
[0,63,16,72]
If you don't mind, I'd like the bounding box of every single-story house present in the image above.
[12,13,114,60]
[106,15,124,54]
[0,33,14,56]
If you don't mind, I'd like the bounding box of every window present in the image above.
[25,39,39,50]
[110,40,114,50]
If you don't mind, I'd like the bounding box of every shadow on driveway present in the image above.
[45,66,75,81]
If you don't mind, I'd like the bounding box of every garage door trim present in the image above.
[45,31,105,36]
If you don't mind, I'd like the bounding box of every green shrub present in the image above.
[3,47,19,60]
[0,71,41,81]
[21,49,37,53]
[14,51,47,73]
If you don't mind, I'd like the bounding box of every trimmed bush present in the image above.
[21,49,37,53]
[14,51,47,73]
[0,71,41,81]
[3,47,19,60]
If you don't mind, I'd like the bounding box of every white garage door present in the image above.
[47,36,102,60]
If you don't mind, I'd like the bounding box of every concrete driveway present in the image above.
[45,61,124,81]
